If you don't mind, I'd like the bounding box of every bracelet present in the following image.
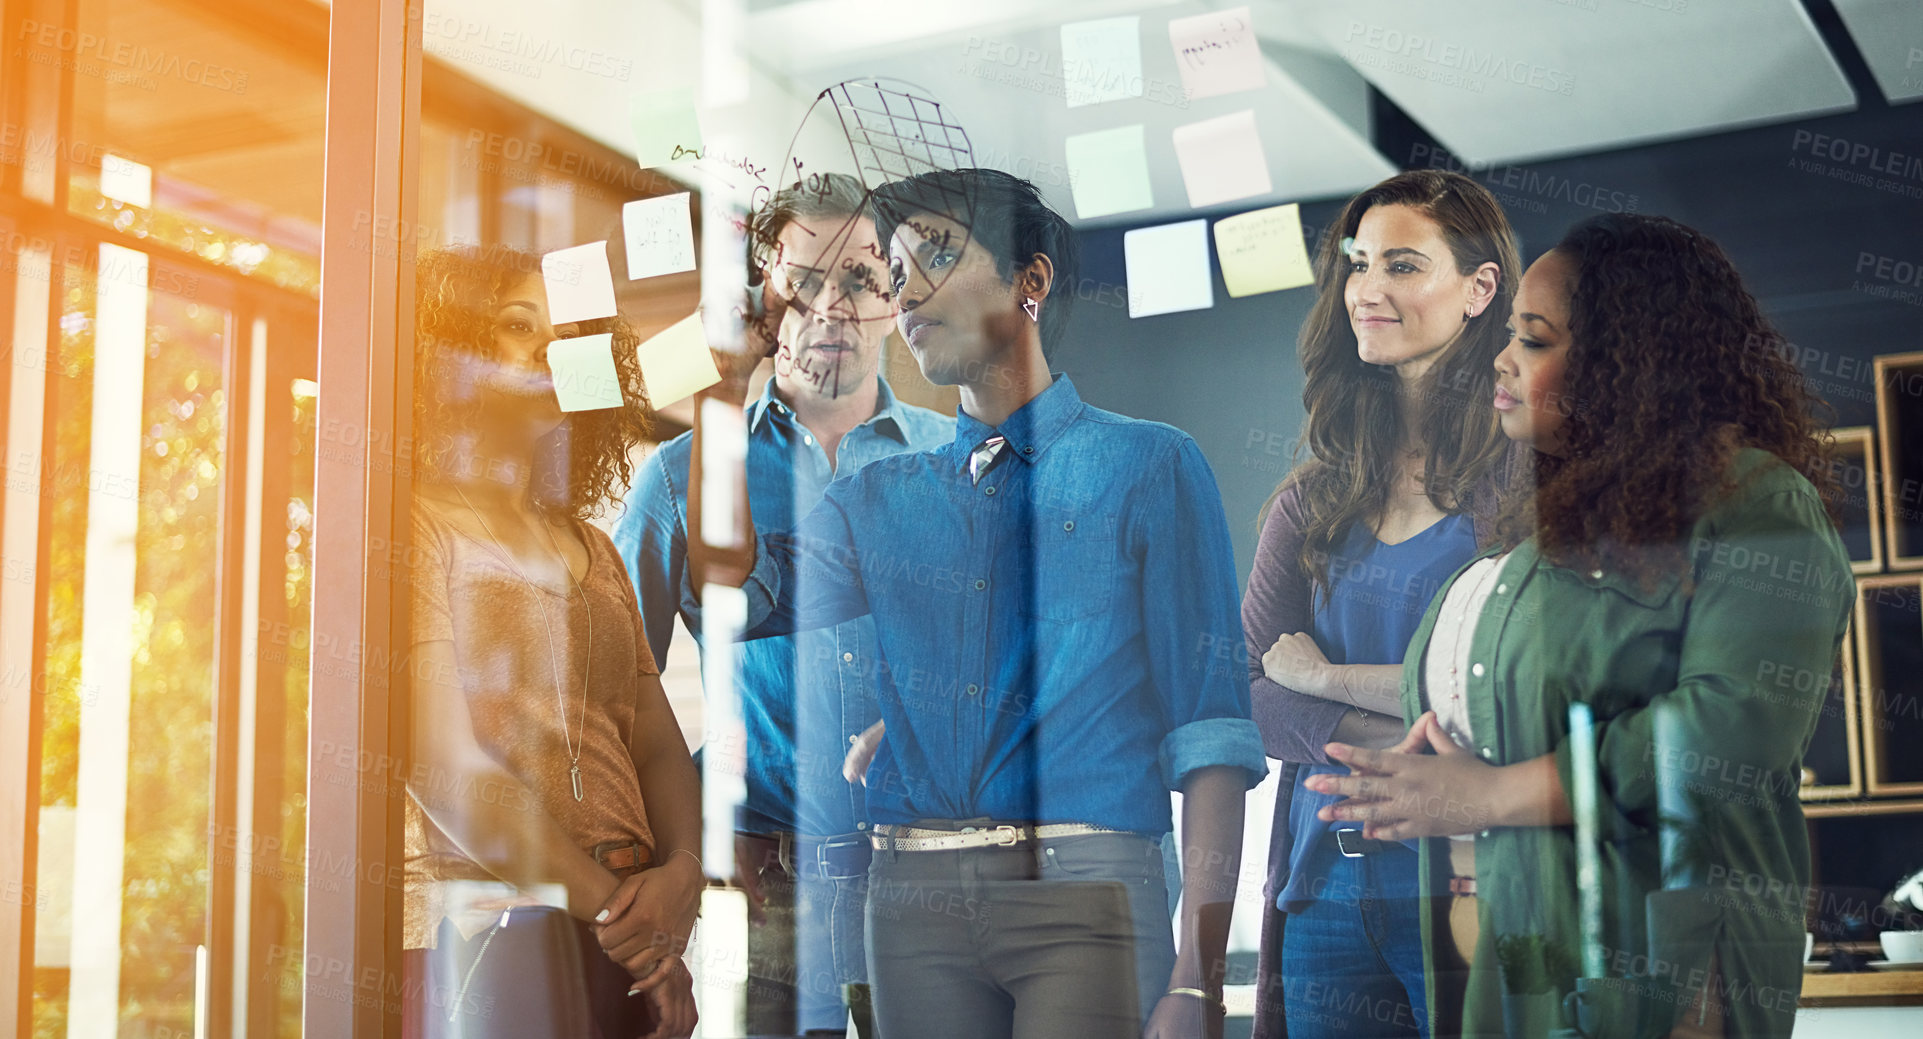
[1164,987,1225,1012]
[667,848,703,873]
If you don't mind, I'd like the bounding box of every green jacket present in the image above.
[1400,449,1853,1038]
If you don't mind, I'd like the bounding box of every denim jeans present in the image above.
[744,838,872,1036]
[1279,841,1429,1039]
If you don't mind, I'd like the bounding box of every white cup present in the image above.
[1880,930,1923,964]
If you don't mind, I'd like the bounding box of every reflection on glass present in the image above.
[33,251,229,1036]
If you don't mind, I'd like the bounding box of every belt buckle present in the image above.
[814,837,868,877]
[991,824,1021,847]
[1336,829,1367,858]
[594,840,643,870]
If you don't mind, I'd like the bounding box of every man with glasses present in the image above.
[612,173,952,1038]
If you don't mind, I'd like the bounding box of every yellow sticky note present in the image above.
[636,312,722,408]
[629,87,704,170]
[1213,203,1314,298]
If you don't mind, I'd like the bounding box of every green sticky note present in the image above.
[1213,203,1314,298]
[629,87,704,170]
[1063,125,1154,221]
[547,333,625,412]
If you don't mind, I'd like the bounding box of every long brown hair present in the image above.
[1282,170,1521,604]
[412,246,652,520]
[1494,213,1838,584]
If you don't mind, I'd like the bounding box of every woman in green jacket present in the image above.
[1305,213,1852,1038]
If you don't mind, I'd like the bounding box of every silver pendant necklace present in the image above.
[451,484,592,801]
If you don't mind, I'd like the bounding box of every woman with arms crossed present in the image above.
[1312,214,1851,1037]
[402,247,702,1039]
[1246,170,1521,1038]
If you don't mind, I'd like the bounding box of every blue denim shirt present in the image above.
[721,375,1267,835]
[612,377,954,836]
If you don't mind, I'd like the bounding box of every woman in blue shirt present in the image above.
[1243,171,1520,1038]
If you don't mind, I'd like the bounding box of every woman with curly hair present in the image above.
[1308,214,1852,1038]
[1245,169,1521,1039]
[402,246,701,1039]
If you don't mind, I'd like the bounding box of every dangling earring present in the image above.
[1022,297,1040,322]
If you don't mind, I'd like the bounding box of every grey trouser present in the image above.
[864,831,1175,1039]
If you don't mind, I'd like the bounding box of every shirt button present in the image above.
[849,733,860,744]
[1480,747,1494,759]
[1479,830,1491,838]
[857,822,869,830]
[1471,663,1485,677]
[803,434,814,445]
[842,652,854,663]
[1022,446,1034,455]
[1590,569,1604,580]
[1495,583,1507,595]
[1063,521,1074,532]
[965,684,979,695]
[984,486,996,496]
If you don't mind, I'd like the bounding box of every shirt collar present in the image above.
[951,373,1083,473]
[746,377,787,433]
[745,376,911,444]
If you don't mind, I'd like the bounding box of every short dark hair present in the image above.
[747,172,874,282]
[870,168,1080,349]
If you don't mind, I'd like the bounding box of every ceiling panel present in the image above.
[1831,0,1923,104]
[1284,0,1856,166]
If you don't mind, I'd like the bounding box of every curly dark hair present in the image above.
[1495,213,1839,583]
[1282,169,1521,605]
[412,245,651,519]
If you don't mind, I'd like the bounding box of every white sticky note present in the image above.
[622,193,697,281]
[546,333,625,412]
[1213,204,1316,298]
[1172,110,1272,209]
[636,312,722,408]
[1063,126,1154,221]
[629,87,705,170]
[1124,219,1214,319]
[1168,7,1266,100]
[541,243,618,325]
[1061,17,1143,108]
[100,154,152,208]
[700,396,747,549]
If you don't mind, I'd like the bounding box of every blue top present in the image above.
[705,375,1268,833]
[1277,512,1478,910]
[612,377,954,836]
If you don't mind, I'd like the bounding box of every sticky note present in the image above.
[622,193,697,281]
[1063,126,1154,221]
[100,154,152,208]
[1124,219,1214,318]
[1168,7,1266,100]
[1172,110,1272,209]
[541,243,618,325]
[547,333,625,411]
[700,396,747,549]
[629,86,704,170]
[1061,17,1143,108]
[1213,203,1315,298]
[636,312,722,408]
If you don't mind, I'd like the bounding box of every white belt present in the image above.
[871,822,1124,852]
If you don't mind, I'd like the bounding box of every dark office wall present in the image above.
[1051,100,1923,585]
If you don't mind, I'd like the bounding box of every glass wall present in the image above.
[7,2,1923,1038]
